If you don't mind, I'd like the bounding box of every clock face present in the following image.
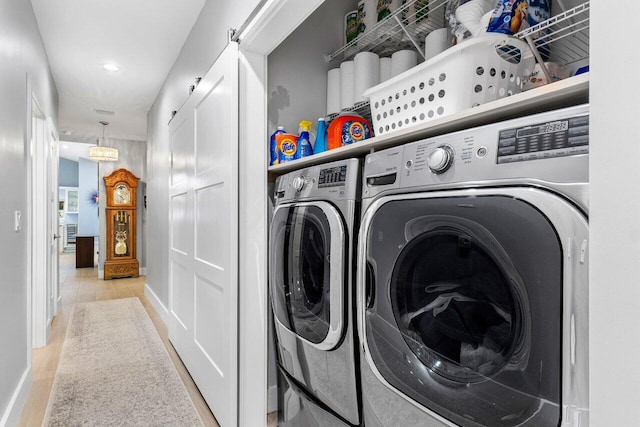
[114,184,131,205]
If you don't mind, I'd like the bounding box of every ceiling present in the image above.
[59,141,96,162]
[31,0,206,143]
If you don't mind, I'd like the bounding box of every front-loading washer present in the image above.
[357,105,589,426]
[270,158,362,426]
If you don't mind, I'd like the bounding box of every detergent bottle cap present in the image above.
[276,125,285,130]
[318,117,325,122]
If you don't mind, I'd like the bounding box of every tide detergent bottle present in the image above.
[269,126,286,166]
[277,132,300,163]
[298,120,315,158]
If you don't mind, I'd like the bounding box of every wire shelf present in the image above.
[324,1,589,126]
[325,0,448,63]
[516,1,589,68]
[326,100,372,124]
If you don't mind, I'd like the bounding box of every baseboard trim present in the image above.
[268,384,278,413]
[0,367,32,427]
[144,282,169,325]
[98,269,104,279]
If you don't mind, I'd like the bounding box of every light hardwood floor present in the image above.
[16,252,220,427]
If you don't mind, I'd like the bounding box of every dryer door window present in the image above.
[363,195,563,427]
[271,203,345,347]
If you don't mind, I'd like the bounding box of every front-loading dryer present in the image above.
[357,105,589,426]
[270,158,361,426]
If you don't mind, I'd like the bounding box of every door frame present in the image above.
[142,2,334,423]
[47,117,60,324]
[235,0,325,423]
[27,88,59,349]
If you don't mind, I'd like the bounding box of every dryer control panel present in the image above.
[497,114,589,164]
[275,158,360,204]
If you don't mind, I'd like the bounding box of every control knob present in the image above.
[428,145,454,174]
[292,176,305,191]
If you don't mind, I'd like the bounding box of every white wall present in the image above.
[589,1,640,424]
[0,0,58,424]
[267,0,353,133]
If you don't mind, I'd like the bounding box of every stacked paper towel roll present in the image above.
[340,61,355,110]
[424,28,451,60]
[354,52,379,103]
[391,50,417,78]
[326,68,341,116]
[379,57,392,82]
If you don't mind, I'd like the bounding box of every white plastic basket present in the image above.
[364,34,535,136]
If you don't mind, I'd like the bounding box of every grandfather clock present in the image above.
[104,168,139,279]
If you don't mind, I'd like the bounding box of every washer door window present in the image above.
[363,195,563,426]
[271,202,345,350]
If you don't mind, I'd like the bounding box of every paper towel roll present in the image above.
[455,0,496,37]
[340,60,355,110]
[376,0,402,22]
[327,68,341,115]
[379,57,392,82]
[345,10,359,44]
[477,10,493,36]
[358,0,377,35]
[425,28,451,60]
[391,50,417,78]
[354,52,380,103]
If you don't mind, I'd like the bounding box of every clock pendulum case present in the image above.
[103,168,140,279]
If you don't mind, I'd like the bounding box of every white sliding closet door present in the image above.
[168,42,239,427]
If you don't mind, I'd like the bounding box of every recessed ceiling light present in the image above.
[62,144,69,149]
[102,63,120,72]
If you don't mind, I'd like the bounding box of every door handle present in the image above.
[365,261,376,309]
[53,234,60,240]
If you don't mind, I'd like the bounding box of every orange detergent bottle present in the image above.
[327,113,372,150]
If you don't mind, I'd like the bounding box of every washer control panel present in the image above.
[427,145,455,174]
[497,114,589,163]
[362,105,589,199]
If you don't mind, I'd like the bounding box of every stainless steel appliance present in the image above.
[357,105,590,426]
[270,158,362,426]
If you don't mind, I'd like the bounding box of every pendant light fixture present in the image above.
[90,120,119,161]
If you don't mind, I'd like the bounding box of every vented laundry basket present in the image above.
[364,34,535,136]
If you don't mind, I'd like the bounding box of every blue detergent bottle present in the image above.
[298,120,314,158]
[269,126,285,166]
[314,118,328,154]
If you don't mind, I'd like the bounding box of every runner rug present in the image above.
[43,297,204,426]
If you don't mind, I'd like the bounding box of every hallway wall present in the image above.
[0,0,58,425]
[59,158,79,187]
[78,158,99,237]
